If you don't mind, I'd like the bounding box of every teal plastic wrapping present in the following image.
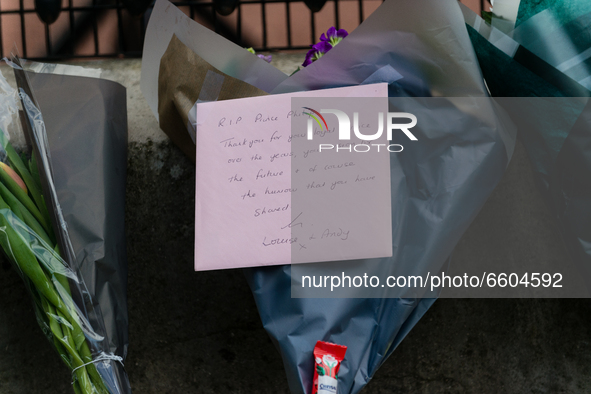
[464,0,591,296]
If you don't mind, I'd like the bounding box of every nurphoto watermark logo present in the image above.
[303,107,418,153]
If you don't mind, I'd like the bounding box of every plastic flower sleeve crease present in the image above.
[0,55,131,394]
[18,56,130,362]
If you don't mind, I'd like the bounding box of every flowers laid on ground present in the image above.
[1,58,130,394]
[0,133,112,394]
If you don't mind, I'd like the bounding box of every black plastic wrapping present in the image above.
[11,60,131,393]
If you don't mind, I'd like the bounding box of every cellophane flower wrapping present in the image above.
[463,0,591,287]
[141,0,516,392]
[0,57,131,394]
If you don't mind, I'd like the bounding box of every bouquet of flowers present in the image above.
[0,57,130,393]
[141,0,516,392]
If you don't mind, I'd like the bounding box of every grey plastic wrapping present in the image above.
[187,70,226,143]
[4,57,131,394]
[140,0,287,120]
[24,61,103,79]
[247,2,513,392]
[141,0,515,393]
[463,1,591,292]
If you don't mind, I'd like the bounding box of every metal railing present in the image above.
[0,0,484,60]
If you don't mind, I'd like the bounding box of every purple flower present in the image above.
[302,41,333,67]
[302,27,348,67]
[319,26,348,47]
[257,54,272,63]
[246,47,272,63]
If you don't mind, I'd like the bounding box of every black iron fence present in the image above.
[0,0,484,60]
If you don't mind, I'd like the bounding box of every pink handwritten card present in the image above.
[194,84,392,271]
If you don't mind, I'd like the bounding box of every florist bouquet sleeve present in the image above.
[141,0,516,392]
[0,57,131,393]
[463,0,591,288]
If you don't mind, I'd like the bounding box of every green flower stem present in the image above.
[52,297,108,394]
[0,165,50,234]
[55,307,95,394]
[0,199,104,393]
[0,140,112,394]
[50,245,73,302]
[0,133,47,223]
[42,296,72,370]
[0,207,61,311]
[0,180,53,245]
[40,294,94,394]
[46,272,108,394]
[73,382,84,394]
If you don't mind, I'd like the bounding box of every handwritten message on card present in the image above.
[195,84,392,271]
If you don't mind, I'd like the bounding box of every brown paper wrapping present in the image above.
[158,34,268,162]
